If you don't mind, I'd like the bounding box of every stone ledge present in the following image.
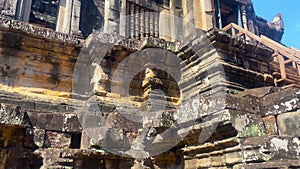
[0,17,83,46]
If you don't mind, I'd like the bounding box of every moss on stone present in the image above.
[237,124,266,138]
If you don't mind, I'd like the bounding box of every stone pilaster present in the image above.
[56,0,70,33]
[191,0,214,30]
[56,0,81,35]
[103,0,120,34]
[119,0,126,36]
[169,0,175,41]
[71,0,81,35]
[15,0,32,22]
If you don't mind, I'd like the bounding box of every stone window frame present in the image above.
[28,0,60,29]
[14,0,81,34]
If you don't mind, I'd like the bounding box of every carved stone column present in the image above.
[119,0,126,36]
[197,0,213,30]
[181,0,188,37]
[56,0,70,33]
[169,0,175,41]
[159,9,170,41]
[71,0,81,35]
[240,5,248,31]
[15,0,32,22]
[103,0,110,33]
[193,0,203,29]
[56,0,81,34]
[193,0,214,30]
[103,0,120,34]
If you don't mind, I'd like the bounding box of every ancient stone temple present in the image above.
[0,0,300,168]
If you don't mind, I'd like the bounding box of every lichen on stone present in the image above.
[237,124,266,137]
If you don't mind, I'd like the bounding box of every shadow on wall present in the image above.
[0,31,79,94]
[0,125,43,169]
[0,32,24,87]
[80,0,104,38]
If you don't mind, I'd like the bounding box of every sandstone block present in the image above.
[262,115,278,135]
[33,128,46,148]
[277,111,300,137]
[225,151,243,165]
[44,131,71,148]
[211,154,225,167]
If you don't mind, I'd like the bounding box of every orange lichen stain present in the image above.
[0,84,73,102]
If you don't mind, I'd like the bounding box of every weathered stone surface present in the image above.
[211,154,225,167]
[44,131,71,148]
[262,115,278,135]
[0,0,299,168]
[235,86,281,98]
[28,113,64,131]
[63,113,82,133]
[261,88,300,116]
[277,111,300,137]
[33,128,46,148]
[224,151,243,165]
[0,17,82,45]
[0,103,28,126]
[242,136,300,161]
[35,148,62,168]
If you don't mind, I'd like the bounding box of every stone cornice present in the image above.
[0,16,83,46]
[89,32,180,52]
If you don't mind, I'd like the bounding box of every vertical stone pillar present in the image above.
[103,0,110,33]
[15,0,32,22]
[103,0,120,34]
[119,0,126,36]
[159,9,170,41]
[71,0,81,35]
[56,0,70,33]
[240,5,248,31]
[181,0,188,37]
[64,0,72,32]
[56,0,81,34]
[193,0,203,29]
[169,0,176,41]
[193,0,214,30]
[201,0,214,30]
[182,0,196,37]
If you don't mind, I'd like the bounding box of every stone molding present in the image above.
[0,16,82,46]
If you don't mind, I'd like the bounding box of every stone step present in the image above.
[45,165,73,169]
[57,157,74,167]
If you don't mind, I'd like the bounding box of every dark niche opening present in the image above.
[70,133,81,149]
[29,0,60,29]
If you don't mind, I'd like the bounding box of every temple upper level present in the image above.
[0,0,284,42]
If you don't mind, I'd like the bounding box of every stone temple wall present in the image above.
[0,17,81,99]
[1,84,300,168]
[0,14,299,169]
[183,87,300,168]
